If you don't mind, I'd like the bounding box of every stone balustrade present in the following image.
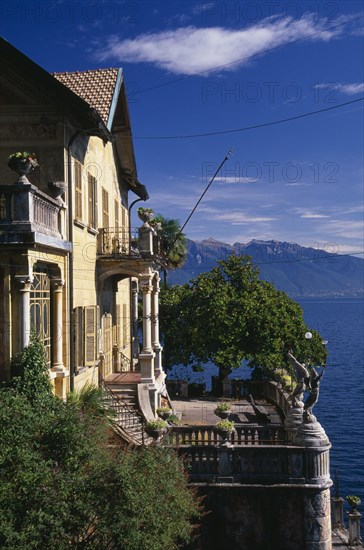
[0,183,66,244]
[164,424,286,447]
[175,443,331,486]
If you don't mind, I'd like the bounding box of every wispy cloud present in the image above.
[95,13,355,75]
[300,212,330,219]
[214,176,258,184]
[314,82,364,95]
[209,210,276,224]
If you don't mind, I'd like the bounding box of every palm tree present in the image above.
[153,215,188,287]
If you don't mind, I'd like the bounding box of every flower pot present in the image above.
[214,409,230,419]
[8,157,38,182]
[138,211,154,224]
[158,411,172,420]
[146,428,167,439]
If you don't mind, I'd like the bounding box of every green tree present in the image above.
[0,339,200,549]
[153,214,188,286]
[160,254,326,388]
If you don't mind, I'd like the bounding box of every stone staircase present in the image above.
[101,380,153,446]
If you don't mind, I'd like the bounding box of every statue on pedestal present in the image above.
[288,351,326,422]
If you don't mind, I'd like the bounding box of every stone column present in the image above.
[51,279,65,372]
[284,400,304,442]
[131,280,139,359]
[294,416,332,549]
[139,277,155,383]
[16,276,32,349]
[151,274,163,376]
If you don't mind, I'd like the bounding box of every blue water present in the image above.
[169,297,364,512]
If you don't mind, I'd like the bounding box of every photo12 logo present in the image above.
[202,81,344,104]
[199,2,339,24]
[202,161,339,185]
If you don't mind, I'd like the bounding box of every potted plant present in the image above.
[8,151,39,182]
[215,419,235,434]
[137,207,154,224]
[346,495,361,510]
[145,418,168,439]
[215,419,235,445]
[156,406,172,420]
[166,414,180,426]
[149,216,162,232]
[214,402,231,419]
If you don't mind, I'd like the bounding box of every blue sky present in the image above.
[1,0,363,255]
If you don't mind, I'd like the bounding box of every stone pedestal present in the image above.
[140,351,155,384]
[348,510,362,546]
[294,414,332,549]
[139,224,154,256]
[332,497,344,526]
[284,401,304,442]
[218,445,232,476]
[293,414,330,448]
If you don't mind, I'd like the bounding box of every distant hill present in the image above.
[168,238,364,297]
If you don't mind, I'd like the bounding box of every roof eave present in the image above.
[107,68,123,131]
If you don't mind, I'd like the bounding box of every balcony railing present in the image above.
[98,227,132,256]
[0,183,65,243]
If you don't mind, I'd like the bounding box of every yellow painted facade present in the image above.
[0,38,156,401]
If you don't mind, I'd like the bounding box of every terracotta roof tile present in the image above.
[53,68,119,125]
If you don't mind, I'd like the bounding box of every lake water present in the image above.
[169,297,364,512]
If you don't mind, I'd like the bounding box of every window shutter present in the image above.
[74,161,82,220]
[84,305,99,366]
[88,174,97,228]
[102,188,109,228]
[74,306,84,368]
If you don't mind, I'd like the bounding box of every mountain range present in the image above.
[168,238,364,297]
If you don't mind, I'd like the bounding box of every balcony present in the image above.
[97,226,161,259]
[0,182,70,251]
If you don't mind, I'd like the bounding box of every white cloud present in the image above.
[95,13,352,75]
[213,211,276,224]
[214,176,258,184]
[314,82,364,95]
[300,212,330,219]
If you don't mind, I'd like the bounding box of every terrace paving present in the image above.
[171,397,283,425]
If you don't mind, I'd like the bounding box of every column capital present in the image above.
[140,279,153,294]
[15,275,33,290]
[51,278,64,291]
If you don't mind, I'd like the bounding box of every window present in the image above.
[30,270,51,368]
[88,174,97,229]
[102,188,109,228]
[74,161,83,220]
